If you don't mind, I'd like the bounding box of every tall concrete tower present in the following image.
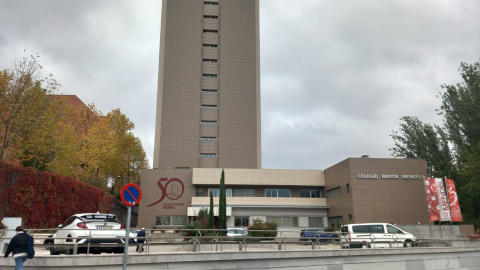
[138,0,261,227]
[153,0,261,170]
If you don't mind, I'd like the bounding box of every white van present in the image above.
[340,223,416,248]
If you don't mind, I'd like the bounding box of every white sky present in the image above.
[1,0,479,170]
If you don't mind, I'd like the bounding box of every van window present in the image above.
[352,225,385,233]
[386,225,403,234]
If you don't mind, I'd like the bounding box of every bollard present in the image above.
[73,243,78,255]
[138,243,144,253]
[239,241,242,251]
[192,240,197,252]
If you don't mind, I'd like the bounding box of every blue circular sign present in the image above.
[120,184,142,206]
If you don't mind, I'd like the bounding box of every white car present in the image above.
[50,213,127,255]
[340,223,416,248]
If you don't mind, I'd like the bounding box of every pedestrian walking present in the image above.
[136,228,146,253]
[3,226,30,270]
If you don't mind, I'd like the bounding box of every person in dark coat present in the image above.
[136,228,146,253]
[3,226,28,270]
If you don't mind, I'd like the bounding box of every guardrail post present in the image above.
[239,241,242,251]
[73,243,78,255]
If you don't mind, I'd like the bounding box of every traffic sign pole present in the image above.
[119,183,142,270]
[122,206,131,270]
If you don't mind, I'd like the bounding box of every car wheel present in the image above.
[50,246,60,255]
[404,240,412,248]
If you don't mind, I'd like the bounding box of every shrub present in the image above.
[0,161,113,229]
[247,217,277,241]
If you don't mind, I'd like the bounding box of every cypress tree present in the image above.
[208,191,214,229]
[218,169,227,233]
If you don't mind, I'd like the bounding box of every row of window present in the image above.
[201,121,217,124]
[202,89,217,93]
[326,183,350,198]
[203,29,218,34]
[197,188,323,198]
[204,15,218,19]
[153,215,324,228]
[202,74,217,78]
[201,105,217,108]
[200,137,217,141]
[200,153,217,157]
[203,59,218,63]
[203,44,218,48]
[204,1,218,5]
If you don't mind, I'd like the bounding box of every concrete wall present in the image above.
[400,224,475,239]
[3,247,479,270]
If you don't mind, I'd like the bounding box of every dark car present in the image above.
[300,228,338,242]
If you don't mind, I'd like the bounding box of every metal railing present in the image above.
[1,228,478,255]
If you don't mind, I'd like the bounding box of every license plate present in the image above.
[96,226,112,229]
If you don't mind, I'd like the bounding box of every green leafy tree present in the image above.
[218,169,227,233]
[390,116,454,177]
[208,191,214,229]
[391,60,480,227]
[440,61,480,227]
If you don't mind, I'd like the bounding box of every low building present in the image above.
[137,157,429,230]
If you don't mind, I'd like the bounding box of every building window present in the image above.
[308,217,324,228]
[154,216,188,226]
[203,44,218,48]
[202,89,218,93]
[200,153,217,157]
[300,189,322,198]
[349,214,352,221]
[202,74,217,78]
[346,183,350,193]
[203,15,218,19]
[265,189,291,197]
[326,187,341,198]
[201,121,217,124]
[204,1,219,5]
[201,105,217,108]
[266,217,298,227]
[196,187,204,196]
[202,59,218,62]
[175,167,190,170]
[233,188,256,197]
[203,30,218,34]
[200,137,217,141]
[234,216,249,227]
[208,188,232,197]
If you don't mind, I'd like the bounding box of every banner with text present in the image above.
[434,178,452,222]
[424,177,440,221]
[446,178,463,222]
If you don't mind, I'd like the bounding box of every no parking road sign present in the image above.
[120,184,142,270]
[120,183,142,207]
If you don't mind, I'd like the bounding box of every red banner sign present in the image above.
[424,177,440,221]
[446,178,463,222]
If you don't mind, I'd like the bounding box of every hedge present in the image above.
[0,161,113,229]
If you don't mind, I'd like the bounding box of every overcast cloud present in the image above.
[1,0,479,170]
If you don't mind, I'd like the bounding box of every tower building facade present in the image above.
[153,0,261,170]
